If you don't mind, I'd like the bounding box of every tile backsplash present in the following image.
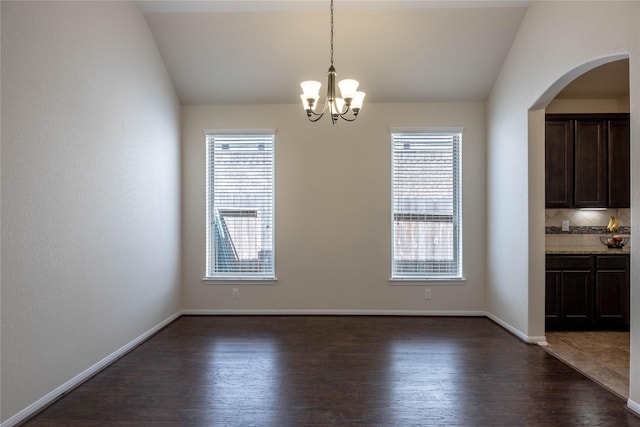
[545,208,631,234]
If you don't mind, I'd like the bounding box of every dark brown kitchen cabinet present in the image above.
[545,254,629,331]
[607,118,631,207]
[573,119,607,207]
[545,119,574,207]
[594,255,630,329]
[545,114,629,208]
[545,255,593,330]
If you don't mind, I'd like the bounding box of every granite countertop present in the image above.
[545,234,631,254]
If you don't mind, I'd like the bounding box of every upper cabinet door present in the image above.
[608,118,630,207]
[545,119,574,208]
[573,119,607,208]
[545,113,629,209]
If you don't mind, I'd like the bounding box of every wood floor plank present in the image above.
[21,316,640,426]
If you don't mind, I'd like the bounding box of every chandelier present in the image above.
[299,0,365,125]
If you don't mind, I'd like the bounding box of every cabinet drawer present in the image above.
[596,255,628,270]
[546,255,593,270]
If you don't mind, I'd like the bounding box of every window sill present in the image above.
[202,277,278,285]
[389,277,466,285]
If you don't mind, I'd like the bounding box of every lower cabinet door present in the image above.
[595,270,628,328]
[561,270,593,328]
[545,271,562,330]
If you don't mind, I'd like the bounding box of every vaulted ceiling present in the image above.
[136,1,628,106]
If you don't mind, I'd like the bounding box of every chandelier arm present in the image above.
[337,112,358,122]
[339,101,350,115]
[305,96,330,121]
[305,108,324,118]
[307,112,325,122]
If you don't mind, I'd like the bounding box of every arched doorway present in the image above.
[530,55,631,399]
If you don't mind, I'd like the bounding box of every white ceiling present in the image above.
[137,1,628,106]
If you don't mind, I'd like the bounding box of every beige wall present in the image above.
[1,1,182,423]
[181,103,486,314]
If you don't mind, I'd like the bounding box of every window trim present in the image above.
[390,128,463,282]
[203,129,276,282]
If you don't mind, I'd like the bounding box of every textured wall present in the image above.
[1,1,181,422]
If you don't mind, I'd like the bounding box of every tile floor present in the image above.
[542,331,630,399]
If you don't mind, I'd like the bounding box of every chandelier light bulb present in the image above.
[338,79,359,102]
[351,91,366,111]
[300,94,319,111]
[300,80,322,99]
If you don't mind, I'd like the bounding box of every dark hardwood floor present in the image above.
[22,316,640,426]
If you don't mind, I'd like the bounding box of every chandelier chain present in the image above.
[330,0,334,66]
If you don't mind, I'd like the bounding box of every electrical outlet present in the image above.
[232,288,240,299]
[424,289,432,300]
[562,220,570,232]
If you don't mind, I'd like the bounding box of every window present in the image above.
[391,131,462,279]
[206,132,275,279]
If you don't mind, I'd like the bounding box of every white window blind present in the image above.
[206,132,275,279]
[391,132,462,279]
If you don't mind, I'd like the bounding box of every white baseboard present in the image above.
[182,308,487,316]
[1,311,183,427]
[628,398,640,417]
[484,312,546,344]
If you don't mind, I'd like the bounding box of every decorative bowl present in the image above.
[599,236,629,248]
